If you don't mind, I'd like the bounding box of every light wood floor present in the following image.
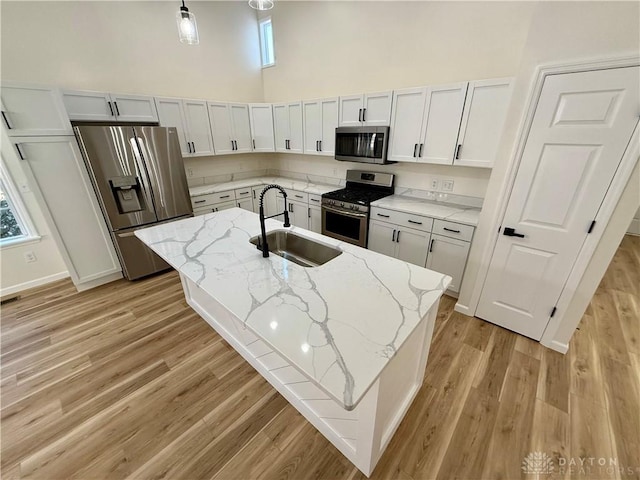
[1,235,639,480]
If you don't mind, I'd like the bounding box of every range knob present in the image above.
[340,202,345,207]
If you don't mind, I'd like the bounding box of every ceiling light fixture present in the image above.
[248,0,274,11]
[176,0,199,45]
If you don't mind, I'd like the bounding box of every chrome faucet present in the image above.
[258,184,290,258]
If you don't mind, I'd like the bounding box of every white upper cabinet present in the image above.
[387,88,427,162]
[388,83,467,164]
[303,97,338,156]
[454,78,512,168]
[273,102,303,153]
[208,102,252,155]
[248,104,275,152]
[62,89,158,123]
[155,97,214,157]
[338,91,393,127]
[1,84,72,136]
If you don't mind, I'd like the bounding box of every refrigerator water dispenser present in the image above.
[110,176,144,213]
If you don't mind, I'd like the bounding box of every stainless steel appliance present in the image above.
[321,170,394,247]
[74,125,192,280]
[335,126,393,164]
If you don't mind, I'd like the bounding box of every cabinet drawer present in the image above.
[370,207,433,233]
[432,219,474,241]
[191,190,235,208]
[308,194,322,205]
[234,187,253,199]
[289,190,309,203]
[193,200,236,216]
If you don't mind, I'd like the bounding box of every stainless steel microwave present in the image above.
[334,126,393,164]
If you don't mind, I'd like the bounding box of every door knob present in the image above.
[503,227,525,238]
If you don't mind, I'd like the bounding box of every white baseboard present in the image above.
[541,339,569,354]
[627,218,640,235]
[454,302,473,317]
[1,271,69,297]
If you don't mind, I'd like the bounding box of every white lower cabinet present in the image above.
[368,221,430,266]
[287,199,309,230]
[12,136,122,288]
[309,205,322,234]
[237,198,253,211]
[368,220,397,258]
[426,234,470,294]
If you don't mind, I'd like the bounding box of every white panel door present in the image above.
[184,100,214,156]
[362,91,393,126]
[367,220,397,258]
[419,83,468,165]
[1,84,72,136]
[109,93,158,122]
[62,89,114,121]
[208,102,234,155]
[454,78,512,168]
[388,88,426,162]
[426,234,470,293]
[155,97,190,156]
[477,66,640,340]
[320,98,338,156]
[273,103,289,152]
[14,136,121,285]
[249,104,275,152]
[309,205,322,233]
[339,95,364,126]
[229,104,252,153]
[303,100,321,155]
[395,227,430,267]
[287,102,304,153]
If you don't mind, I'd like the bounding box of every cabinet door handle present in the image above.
[443,227,461,233]
[289,203,293,212]
[194,199,206,204]
[358,109,362,122]
[408,219,422,225]
[392,229,396,242]
[237,203,240,208]
[1,111,13,129]
[429,238,434,253]
[14,143,25,160]
[413,144,418,157]
[362,108,366,122]
[419,143,424,157]
[191,142,196,153]
[396,230,401,242]
[113,101,120,116]
[316,140,319,152]
[107,101,114,117]
[186,141,192,153]
[377,213,390,218]
[455,144,462,160]
[308,207,311,218]
[252,139,256,150]
[319,140,322,151]
[253,190,256,199]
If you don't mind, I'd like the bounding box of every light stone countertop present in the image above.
[135,208,451,410]
[189,176,339,198]
[371,195,481,227]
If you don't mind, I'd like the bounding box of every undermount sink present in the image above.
[250,230,342,268]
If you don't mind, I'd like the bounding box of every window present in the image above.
[259,17,275,67]
[1,160,38,247]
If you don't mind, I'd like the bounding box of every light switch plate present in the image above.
[430,179,439,190]
[442,179,454,192]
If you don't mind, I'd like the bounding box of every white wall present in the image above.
[1,1,263,101]
[1,130,68,295]
[456,1,640,347]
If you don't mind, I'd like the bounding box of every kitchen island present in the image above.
[135,208,450,476]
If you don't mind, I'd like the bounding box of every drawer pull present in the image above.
[220,195,231,199]
[239,191,249,195]
[443,227,461,233]
[407,219,422,225]
[377,213,390,218]
[194,199,206,204]
[295,195,304,199]
[310,198,319,202]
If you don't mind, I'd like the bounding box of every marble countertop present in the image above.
[189,176,339,197]
[371,195,481,226]
[135,208,450,410]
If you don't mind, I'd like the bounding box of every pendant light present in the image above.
[176,0,199,45]
[248,0,274,11]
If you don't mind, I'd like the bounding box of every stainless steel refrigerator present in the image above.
[74,125,192,280]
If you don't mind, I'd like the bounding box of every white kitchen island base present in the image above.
[182,274,439,477]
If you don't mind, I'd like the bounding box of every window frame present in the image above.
[259,16,275,68]
[0,158,40,249]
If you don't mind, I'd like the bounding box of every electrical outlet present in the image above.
[430,179,439,190]
[442,179,454,192]
[186,168,194,178]
[24,251,37,263]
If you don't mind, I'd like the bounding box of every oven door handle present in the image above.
[322,205,368,219]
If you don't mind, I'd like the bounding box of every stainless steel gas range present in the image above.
[321,170,394,248]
